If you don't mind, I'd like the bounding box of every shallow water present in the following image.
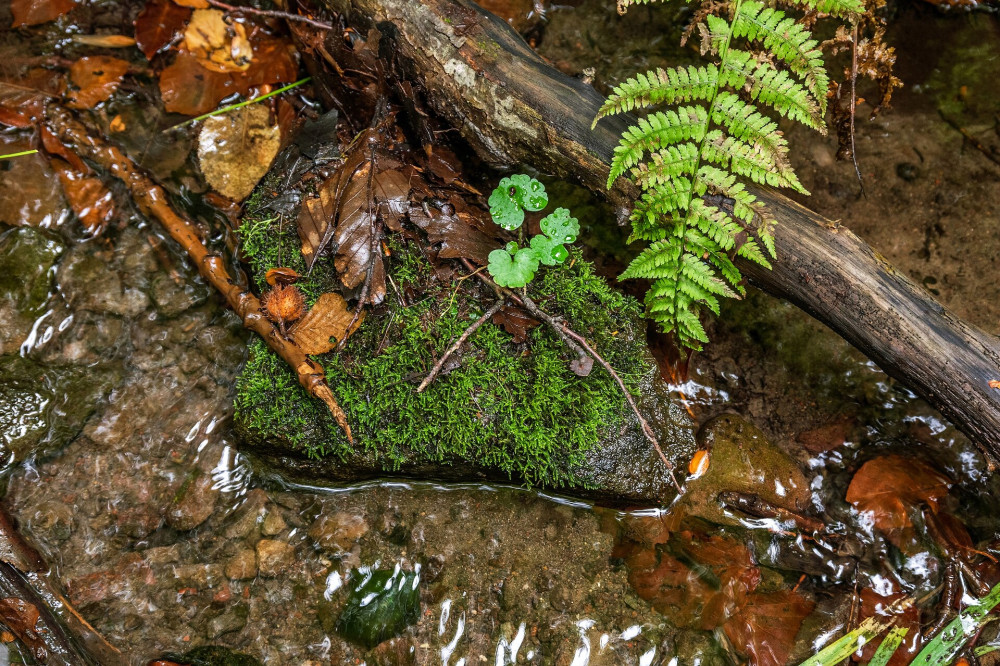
[2,0,1000,664]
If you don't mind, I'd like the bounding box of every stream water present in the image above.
[1,0,1000,664]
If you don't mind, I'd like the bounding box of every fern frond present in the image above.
[687,199,743,251]
[736,237,773,268]
[711,92,792,174]
[696,163,765,223]
[789,0,864,17]
[702,129,808,193]
[721,50,825,131]
[629,143,701,189]
[594,65,719,123]
[609,107,708,186]
[706,4,829,110]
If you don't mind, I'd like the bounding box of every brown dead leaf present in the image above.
[182,9,253,73]
[290,292,364,355]
[66,56,130,109]
[197,104,280,201]
[40,125,87,171]
[265,267,301,286]
[11,0,75,27]
[796,415,855,454]
[50,158,115,235]
[0,597,47,662]
[408,205,497,265]
[0,68,65,126]
[845,454,951,551]
[134,0,192,60]
[374,169,410,232]
[491,304,539,343]
[990,380,1000,390]
[0,107,32,128]
[854,589,921,666]
[158,35,297,116]
[721,590,815,666]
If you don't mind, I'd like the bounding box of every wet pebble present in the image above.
[57,246,149,317]
[255,539,295,577]
[225,549,258,580]
[150,272,210,317]
[207,604,248,639]
[308,512,370,554]
[26,500,75,542]
[260,510,287,537]
[167,472,220,531]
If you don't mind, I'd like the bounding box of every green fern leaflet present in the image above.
[597,0,860,349]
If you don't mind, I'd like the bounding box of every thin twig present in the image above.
[167,77,312,130]
[941,113,1000,168]
[206,0,334,30]
[458,258,682,492]
[561,324,682,493]
[849,23,866,198]
[417,300,504,392]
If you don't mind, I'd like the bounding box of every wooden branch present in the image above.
[322,0,1000,459]
[44,106,353,443]
[417,299,504,392]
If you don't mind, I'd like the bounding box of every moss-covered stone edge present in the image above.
[233,192,650,488]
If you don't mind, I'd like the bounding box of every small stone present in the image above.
[166,472,219,531]
[261,511,287,537]
[223,488,268,539]
[896,162,920,182]
[150,272,209,317]
[225,550,258,580]
[207,604,248,639]
[255,539,295,577]
[308,512,369,553]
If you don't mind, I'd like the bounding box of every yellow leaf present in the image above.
[182,9,253,73]
[290,293,364,355]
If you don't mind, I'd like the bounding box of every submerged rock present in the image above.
[0,227,64,354]
[337,565,421,648]
[161,645,262,666]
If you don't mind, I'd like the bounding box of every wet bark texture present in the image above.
[323,0,1000,459]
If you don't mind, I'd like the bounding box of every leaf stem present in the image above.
[168,77,312,129]
[417,300,504,392]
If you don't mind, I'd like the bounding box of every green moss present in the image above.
[234,208,648,488]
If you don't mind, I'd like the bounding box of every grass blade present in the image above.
[0,149,38,160]
[911,580,1000,666]
[869,626,909,666]
[797,613,898,666]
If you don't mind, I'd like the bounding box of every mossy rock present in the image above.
[337,566,421,648]
[232,176,694,504]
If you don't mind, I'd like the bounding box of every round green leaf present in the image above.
[529,234,568,266]
[540,207,580,244]
[508,174,548,211]
[488,246,539,288]
[488,185,524,230]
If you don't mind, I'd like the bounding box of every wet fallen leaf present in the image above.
[0,597,47,662]
[66,56,130,109]
[158,35,297,116]
[408,205,497,265]
[797,415,855,454]
[172,0,210,7]
[40,125,87,171]
[290,292,365,354]
[491,303,539,343]
[71,34,137,48]
[855,589,922,666]
[265,267,301,286]
[721,589,815,666]
[0,107,32,128]
[134,0,192,59]
[50,158,116,235]
[626,531,760,630]
[846,454,951,550]
[989,380,1000,390]
[688,449,709,477]
[0,68,65,125]
[197,104,281,201]
[182,9,253,73]
[424,146,462,185]
[11,0,75,27]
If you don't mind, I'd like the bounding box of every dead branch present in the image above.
[44,105,353,443]
[417,299,504,392]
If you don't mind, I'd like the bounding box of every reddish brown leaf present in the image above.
[0,68,64,125]
[158,35,297,116]
[425,146,462,185]
[50,158,115,235]
[722,589,815,666]
[182,9,253,73]
[11,0,76,27]
[40,125,87,172]
[71,34,137,48]
[0,106,32,128]
[408,205,497,265]
[66,56,130,109]
[845,455,951,549]
[134,0,192,60]
[265,267,301,286]
[491,304,539,343]
[854,589,921,666]
[625,531,761,630]
[290,292,364,355]
[374,169,410,232]
[0,597,47,662]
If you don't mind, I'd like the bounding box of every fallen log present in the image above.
[322,0,1000,459]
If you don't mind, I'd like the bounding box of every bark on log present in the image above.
[322,0,1000,458]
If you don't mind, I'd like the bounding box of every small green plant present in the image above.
[487,175,580,288]
[597,0,862,349]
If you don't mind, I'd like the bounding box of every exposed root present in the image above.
[417,300,504,392]
[206,0,334,30]
[45,105,353,443]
